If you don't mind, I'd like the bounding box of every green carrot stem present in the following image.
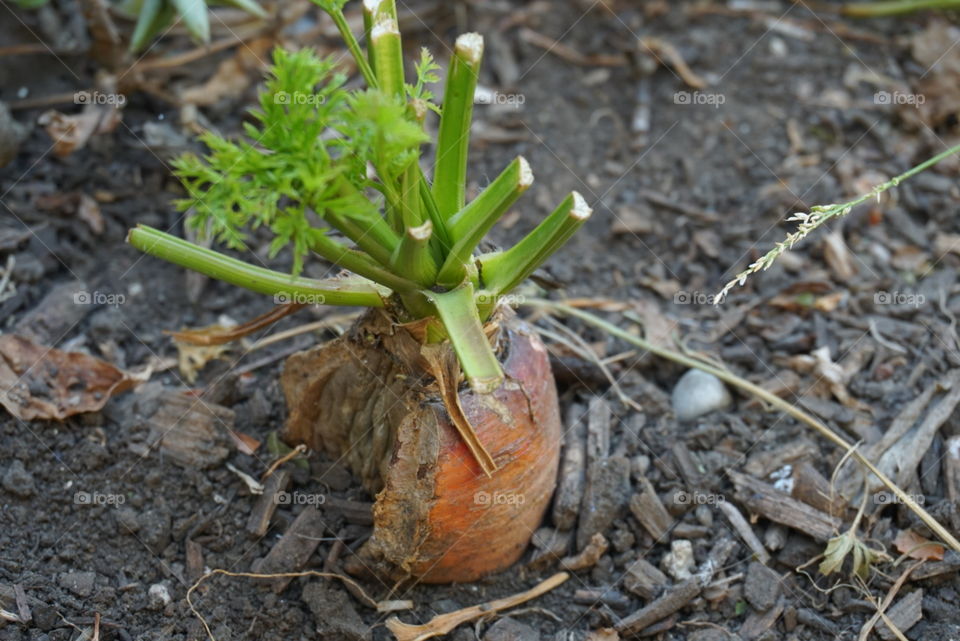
[370,14,405,97]
[479,191,591,301]
[432,32,484,219]
[426,281,504,394]
[127,225,388,306]
[391,221,437,286]
[309,232,418,293]
[436,156,533,287]
[314,1,378,88]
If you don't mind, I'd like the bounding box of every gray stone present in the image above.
[483,617,540,641]
[2,459,35,497]
[147,583,172,610]
[671,369,733,421]
[58,571,96,597]
[302,581,369,641]
[114,507,140,533]
[137,509,171,554]
[744,562,781,611]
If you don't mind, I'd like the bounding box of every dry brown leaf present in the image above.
[77,193,105,234]
[35,191,105,234]
[38,104,121,157]
[229,429,261,455]
[890,246,930,274]
[611,205,657,235]
[179,37,272,106]
[175,337,232,384]
[630,299,676,348]
[894,529,944,561]
[822,229,857,281]
[0,334,137,421]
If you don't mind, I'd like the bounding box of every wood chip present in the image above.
[245,470,290,538]
[143,389,233,468]
[587,397,612,463]
[740,597,784,640]
[553,403,587,531]
[791,461,848,517]
[946,436,960,503]
[529,527,573,569]
[877,589,923,641]
[13,280,92,345]
[616,580,701,636]
[630,476,674,542]
[251,505,326,593]
[185,539,204,582]
[577,456,631,550]
[717,500,770,564]
[622,557,668,600]
[729,471,841,542]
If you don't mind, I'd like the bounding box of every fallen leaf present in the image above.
[76,193,104,234]
[630,299,677,348]
[175,337,232,384]
[822,229,857,281]
[179,36,272,106]
[894,529,944,561]
[229,429,261,455]
[611,205,657,235]
[38,104,121,157]
[0,334,137,421]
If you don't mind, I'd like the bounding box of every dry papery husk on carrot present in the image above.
[281,304,561,584]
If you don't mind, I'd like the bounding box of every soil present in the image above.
[2,1,960,640]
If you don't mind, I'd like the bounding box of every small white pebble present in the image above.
[671,369,733,421]
[148,583,171,609]
[662,540,695,581]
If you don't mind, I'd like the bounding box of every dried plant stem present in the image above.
[525,299,960,554]
[386,572,569,641]
[717,142,960,301]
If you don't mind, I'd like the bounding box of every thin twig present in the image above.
[262,444,307,482]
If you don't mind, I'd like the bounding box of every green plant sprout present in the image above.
[128,0,591,395]
[716,142,960,302]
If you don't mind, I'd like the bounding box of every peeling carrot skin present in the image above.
[281,312,562,584]
[407,323,561,583]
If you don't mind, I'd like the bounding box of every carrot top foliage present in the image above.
[129,0,592,394]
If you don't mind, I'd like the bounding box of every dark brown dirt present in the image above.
[2,1,960,640]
